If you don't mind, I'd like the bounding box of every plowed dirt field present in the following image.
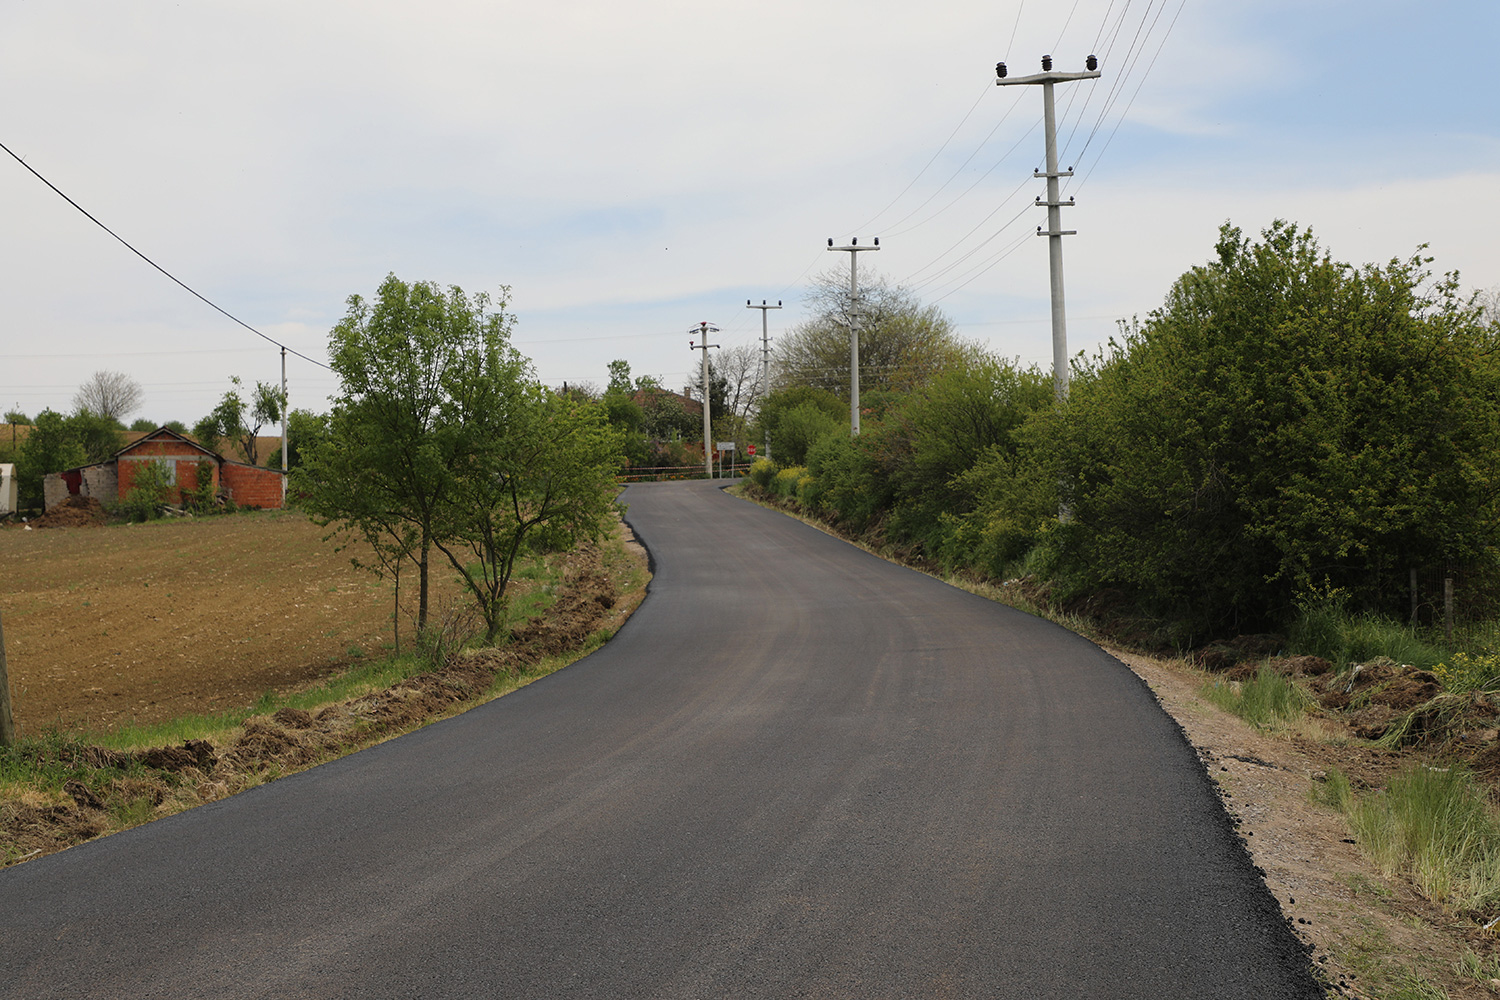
[0,510,464,734]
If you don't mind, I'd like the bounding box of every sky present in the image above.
[3,0,1498,425]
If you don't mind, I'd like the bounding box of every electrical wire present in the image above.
[848,81,996,236]
[0,139,331,372]
[903,180,1034,288]
[882,97,1034,238]
[0,347,274,359]
[1070,0,1188,190]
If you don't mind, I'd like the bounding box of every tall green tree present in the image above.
[296,274,624,644]
[297,277,494,632]
[435,371,624,642]
[195,377,284,464]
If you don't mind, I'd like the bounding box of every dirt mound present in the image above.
[1308,658,1500,751]
[507,546,615,656]
[1195,634,1287,672]
[29,496,109,528]
[1371,670,1443,712]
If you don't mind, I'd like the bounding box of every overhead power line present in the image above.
[0,139,330,372]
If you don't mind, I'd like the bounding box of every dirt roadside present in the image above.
[1114,649,1496,999]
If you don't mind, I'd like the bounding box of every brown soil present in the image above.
[27,496,111,529]
[0,509,471,733]
[1,524,648,867]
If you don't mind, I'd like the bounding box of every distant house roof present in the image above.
[632,387,703,417]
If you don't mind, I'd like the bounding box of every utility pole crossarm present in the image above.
[995,69,1101,86]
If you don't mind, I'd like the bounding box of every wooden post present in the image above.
[1445,576,1455,645]
[0,608,16,748]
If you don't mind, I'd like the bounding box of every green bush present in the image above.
[771,465,806,501]
[118,460,174,522]
[183,459,218,513]
[1433,652,1500,693]
[1050,222,1500,639]
[1288,590,1446,670]
[747,457,777,489]
[772,402,842,467]
[804,431,891,530]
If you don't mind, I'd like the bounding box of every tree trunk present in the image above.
[417,530,430,633]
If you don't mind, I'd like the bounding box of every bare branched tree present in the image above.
[73,370,144,421]
[711,343,762,434]
[774,268,965,398]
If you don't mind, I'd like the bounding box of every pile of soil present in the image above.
[27,496,109,529]
[1195,646,1500,773]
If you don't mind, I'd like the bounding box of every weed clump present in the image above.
[1201,665,1312,728]
[1320,764,1500,914]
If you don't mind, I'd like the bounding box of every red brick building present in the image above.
[44,427,286,511]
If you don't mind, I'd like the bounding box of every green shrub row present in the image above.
[746,221,1500,648]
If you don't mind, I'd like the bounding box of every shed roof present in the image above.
[113,427,219,461]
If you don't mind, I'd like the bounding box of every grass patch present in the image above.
[1321,764,1500,913]
[1289,603,1447,671]
[1453,949,1500,983]
[1200,665,1313,728]
[1385,967,1451,1000]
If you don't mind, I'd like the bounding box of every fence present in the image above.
[617,461,752,483]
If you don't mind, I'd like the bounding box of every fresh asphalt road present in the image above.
[2,480,1320,998]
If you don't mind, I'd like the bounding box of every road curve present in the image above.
[1,480,1320,998]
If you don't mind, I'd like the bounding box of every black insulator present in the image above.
[827,237,833,247]
[996,61,1007,79]
[1087,54,1098,71]
[1042,54,1052,71]
[851,237,857,245]
[874,237,880,246]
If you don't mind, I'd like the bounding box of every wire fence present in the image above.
[617,462,752,483]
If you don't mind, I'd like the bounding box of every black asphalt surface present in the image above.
[1,480,1320,998]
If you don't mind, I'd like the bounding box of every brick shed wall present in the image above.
[117,438,218,505]
[220,463,285,509]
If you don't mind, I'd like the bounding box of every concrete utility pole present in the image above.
[995,53,1100,403]
[688,322,720,479]
[280,347,289,502]
[826,237,880,435]
[746,299,781,460]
